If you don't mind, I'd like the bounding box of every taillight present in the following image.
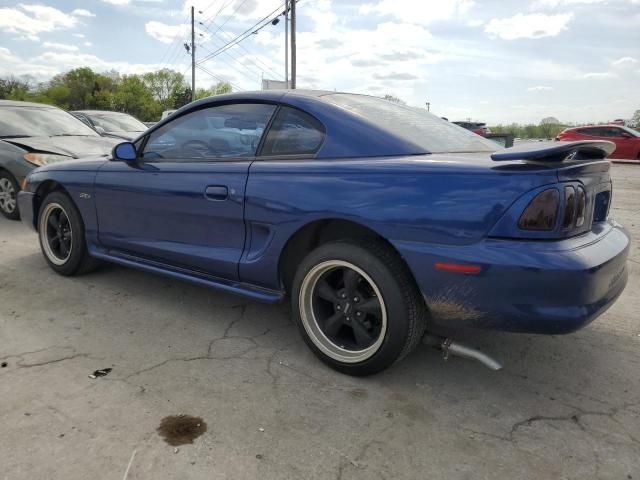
[575,187,586,227]
[562,186,575,228]
[518,188,559,231]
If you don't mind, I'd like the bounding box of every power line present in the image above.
[197,42,264,86]
[196,64,244,91]
[198,22,283,80]
[197,2,285,65]
[157,12,191,70]
[209,0,251,37]
[199,0,235,28]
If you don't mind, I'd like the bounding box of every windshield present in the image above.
[620,125,640,137]
[324,94,499,154]
[0,106,99,138]
[88,112,146,133]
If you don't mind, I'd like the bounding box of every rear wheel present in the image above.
[291,240,426,376]
[38,191,99,276]
[0,172,20,220]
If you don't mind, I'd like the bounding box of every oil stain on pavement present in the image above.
[157,415,207,446]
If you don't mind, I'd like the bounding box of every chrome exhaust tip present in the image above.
[423,335,503,371]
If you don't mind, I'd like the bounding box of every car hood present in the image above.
[103,131,144,141]
[31,157,110,174]
[4,135,120,158]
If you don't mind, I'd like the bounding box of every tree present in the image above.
[383,94,406,105]
[143,69,188,111]
[0,76,30,100]
[539,117,563,139]
[113,75,160,121]
[194,82,232,100]
[172,87,192,109]
[631,109,640,128]
[540,116,560,124]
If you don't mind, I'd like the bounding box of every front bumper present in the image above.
[395,220,630,334]
[17,190,36,230]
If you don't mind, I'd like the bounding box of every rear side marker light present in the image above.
[518,188,559,231]
[434,262,481,274]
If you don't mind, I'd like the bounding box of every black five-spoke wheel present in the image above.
[300,259,389,364]
[304,261,386,362]
[39,202,73,265]
[293,240,427,376]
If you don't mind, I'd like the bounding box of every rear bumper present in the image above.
[17,191,36,230]
[394,221,630,334]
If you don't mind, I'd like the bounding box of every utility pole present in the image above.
[191,5,196,102]
[290,0,296,89]
[285,1,289,88]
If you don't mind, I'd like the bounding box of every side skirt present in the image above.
[88,246,284,304]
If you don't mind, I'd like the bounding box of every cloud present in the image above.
[351,58,385,68]
[42,42,79,52]
[145,20,190,44]
[527,85,554,91]
[101,0,130,4]
[484,13,573,39]
[372,72,420,81]
[72,33,85,38]
[379,51,424,61]
[359,0,474,25]
[533,0,634,7]
[0,4,78,37]
[144,19,211,45]
[612,56,638,67]
[72,8,95,17]
[583,72,616,78]
[84,42,93,47]
[0,47,18,62]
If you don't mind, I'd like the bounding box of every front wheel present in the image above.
[291,240,426,376]
[0,171,20,220]
[38,191,99,276]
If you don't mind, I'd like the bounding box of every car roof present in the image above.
[569,124,627,129]
[72,110,131,115]
[0,99,58,109]
[163,89,430,159]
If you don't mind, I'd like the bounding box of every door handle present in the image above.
[205,185,228,201]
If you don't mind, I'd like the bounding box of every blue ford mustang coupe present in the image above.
[17,90,629,375]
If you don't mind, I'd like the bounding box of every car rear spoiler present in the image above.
[491,140,615,162]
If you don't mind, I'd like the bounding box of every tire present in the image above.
[291,240,427,376]
[37,191,100,276]
[0,171,20,220]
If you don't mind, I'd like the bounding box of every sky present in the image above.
[0,0,638,124]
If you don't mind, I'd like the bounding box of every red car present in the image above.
[556,125,640,160]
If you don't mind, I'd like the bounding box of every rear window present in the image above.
[323,94,498,153]
[261,107,324,156]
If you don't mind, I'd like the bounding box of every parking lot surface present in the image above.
[1,163,639,480]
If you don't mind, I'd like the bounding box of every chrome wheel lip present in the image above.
[299,260,388,364]
[39,202,73,266]
[0,178,16,213]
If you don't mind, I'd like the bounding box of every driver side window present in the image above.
[142,103,276,161]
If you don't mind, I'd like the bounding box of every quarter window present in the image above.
[142,103,276,160]
[260,107,325,156]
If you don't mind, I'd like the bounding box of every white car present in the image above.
[161,110,176,120]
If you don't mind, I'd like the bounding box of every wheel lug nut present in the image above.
[336,305,341,310]
[341,293,346,299]
[356,311,362,316]
[353,297,359,302]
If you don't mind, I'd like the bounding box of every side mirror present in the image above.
[620,132,632,139]
[94,125,106,135]
[112,142,137,161]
